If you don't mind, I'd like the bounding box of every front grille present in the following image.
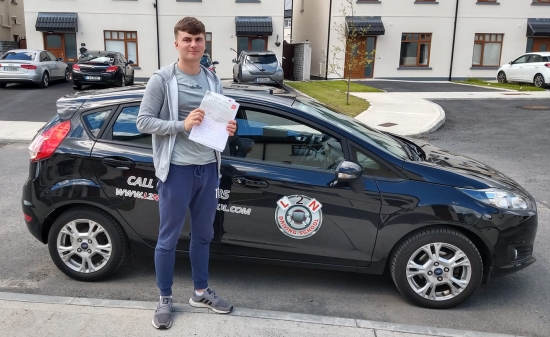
[512,245,533,262]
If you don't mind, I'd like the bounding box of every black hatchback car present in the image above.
[72,51,135,90]
[22,84,537,309]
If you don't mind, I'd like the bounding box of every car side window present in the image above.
[82,109,112,138]
[111,106,152,146]
[513,55,529,64]
[224,108,344,171]
[351,146,399,179]
[119,53,127,64]
[529,54,542,63]
[543,56,550,62]
[40,52,50,62]
[47,52,57,61]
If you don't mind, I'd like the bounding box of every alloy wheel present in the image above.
[405,242,472,301]
[56,219,113,273]
[534,75,544,88]
[497,72,506,83]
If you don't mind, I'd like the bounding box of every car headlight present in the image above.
[459,188,532,211]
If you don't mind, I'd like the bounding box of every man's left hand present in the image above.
[226,120,237,136]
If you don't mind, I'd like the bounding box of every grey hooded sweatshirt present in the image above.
[136,62,223,182]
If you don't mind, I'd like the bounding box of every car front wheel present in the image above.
[497,71,507,84]
[534,74,546,88]
[47,206,128,281]
[390,228,483,309]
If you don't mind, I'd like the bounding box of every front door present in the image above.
[533,38,550,52]
[44,33,65,60]
[344,37,376,79]
[218,105,381,266]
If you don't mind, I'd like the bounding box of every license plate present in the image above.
[255,78,270,82]
[85,76,101,80]
[3,67,18,71]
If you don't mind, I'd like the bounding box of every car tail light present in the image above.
[72,64,81,71]
[23,213,32,222]
[28,120,71,162]
[21,64,37,70]
[545,63,550,68]
[106,66,118,72]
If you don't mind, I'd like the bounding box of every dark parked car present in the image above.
[200,53,219,73]
[72,51,135,90]
[22,84,537,309]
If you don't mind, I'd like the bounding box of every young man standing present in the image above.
[137,17,236,330]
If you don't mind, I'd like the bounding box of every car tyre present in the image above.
[39,72,49,88]
[117,73,125,87]
[0,83,6,88]
[128,73,134,86]
[497,71,507,84]
[47,206,128,281]
[533,74,546,88]
[73,83,82,90]
[64,68,70,82]
[390,227,483,309]
[237,69,242,83]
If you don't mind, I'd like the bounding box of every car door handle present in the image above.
[102,157,136,170]
[233,176,269,188]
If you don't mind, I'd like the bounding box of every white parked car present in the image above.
[0,49,70,88]
[497,52,550,88]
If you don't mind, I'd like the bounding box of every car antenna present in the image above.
[230,48,292,95]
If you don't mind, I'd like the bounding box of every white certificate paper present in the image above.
[189,91,239,151]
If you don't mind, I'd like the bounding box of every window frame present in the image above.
[399,33,432,67]
[222,103,350,173]
[532,0,550,4]
[477,0,498,3]
[80,107,115,140]
[348,141,404,180]
[103,30,139,66]
[97,103,152,149]
[472,33,503,67]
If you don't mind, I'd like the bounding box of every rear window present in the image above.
[79,55,115,63]
[1,52,36,61]
[246,55,277,64]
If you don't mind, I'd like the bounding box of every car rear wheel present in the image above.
[128,73,134,85]
[47,206,128,281]
[64,68,70,82]
[497,71,507,84]
[390,228,483,309]
[533,74,546,88]
[39,72,49,88]
[117,74,125,87]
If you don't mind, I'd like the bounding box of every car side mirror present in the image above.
[335,160,363,182]
[213,61,219,65]
[128,60,134,65]
[232,59,237,63]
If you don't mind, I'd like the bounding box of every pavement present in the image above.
[0,292,523,337]
[1,80,547,337]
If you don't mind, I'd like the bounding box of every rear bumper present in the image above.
[0,72,42,84]
[72,71,117,86]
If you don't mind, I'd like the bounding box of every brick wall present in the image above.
[0,41,20,55]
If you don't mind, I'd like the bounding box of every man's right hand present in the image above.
[184,108,205,131]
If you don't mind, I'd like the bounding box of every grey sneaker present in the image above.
[189,288,233,314]
[152,296,173,329]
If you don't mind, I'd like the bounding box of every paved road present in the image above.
[1,97,549,336]
[356,80,504,93]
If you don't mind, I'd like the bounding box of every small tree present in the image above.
[324,0,375,104]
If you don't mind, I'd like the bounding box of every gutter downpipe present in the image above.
[449,0,459,81]
[154,0,161,69]
[325,0,333,80]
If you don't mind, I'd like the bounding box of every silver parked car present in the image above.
[232,50,284,85]
[0,49,70,88]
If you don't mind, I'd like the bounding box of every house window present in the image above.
[400,33,431,67]
[104,30,139,66]
[237,37,267,55]
[533,0,550,3]
[284,19,292,28]
[472,33,503,67]
[205,32,212,57]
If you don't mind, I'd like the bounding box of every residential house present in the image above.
[0,0,26,54]
[292,0,550,80]
[23,0,285,79]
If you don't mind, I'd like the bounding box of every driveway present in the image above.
[356,80,503,92]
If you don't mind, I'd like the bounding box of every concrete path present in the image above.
[0,292,521,337]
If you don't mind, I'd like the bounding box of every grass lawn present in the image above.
[285,80,382,117]
[457,78,546,92]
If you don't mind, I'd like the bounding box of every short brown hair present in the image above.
[174,17,206,39]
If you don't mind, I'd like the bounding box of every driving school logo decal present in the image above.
[275,195,323,239]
